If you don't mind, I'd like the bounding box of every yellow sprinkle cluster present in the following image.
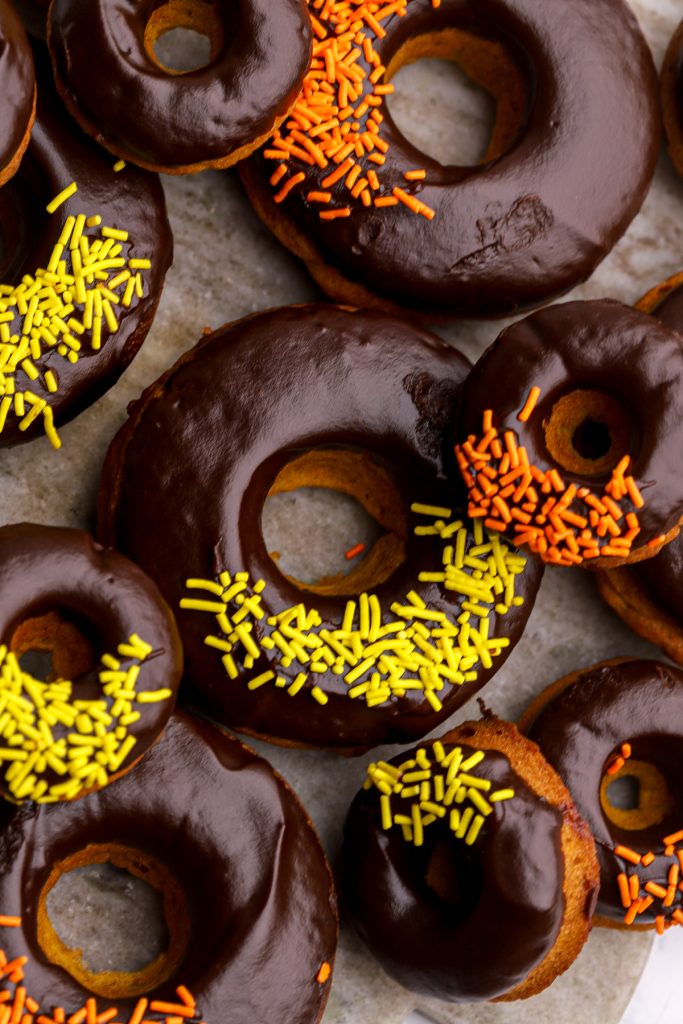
[180,506,527,711]
[364,740,515,847]
[0,634,172,803]
[0,182,152,449]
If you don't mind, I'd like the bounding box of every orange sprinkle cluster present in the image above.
[0,919,204,1024]
[454,391,657,566]
[615,830,683,933]
[605,741,632,777]
[264,0,438,220]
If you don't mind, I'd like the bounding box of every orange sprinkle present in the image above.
[319,208,351,220]
[269,163,288,187]
[404,169,427,181]
[615,844,642,865]
[517,386,541,422]
[345,542,366,560]
[645,881,668,900]
[641,851,656,867]
[274,172,306,203]
[307,190,333,203]
[317,961,332,984]
[127,1000,148,1024]
[0,922,18,931]
[617,873,631,908]
[663,830,683,846]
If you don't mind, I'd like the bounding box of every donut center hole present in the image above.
[38,844,189,999]
[145,1,224,74]
[600,756,673,834]
[385,28,529,166]
[424,836,483,912]
[10,610,98,681]
[544,389,633,478]
[262,449,408,597]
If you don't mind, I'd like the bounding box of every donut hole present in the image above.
[145,0,224,75]
[37,844,189,999]
[423,835,483,913]
[10,609,98,681]
[384,28,530,167]
[544,389,633,478]
[262,449,409,597]
[600,751,675,837]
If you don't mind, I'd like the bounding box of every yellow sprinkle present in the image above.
[247,671,275,691]
[311,686,328,705]
[46,182,78,214]
[113,160,126,172]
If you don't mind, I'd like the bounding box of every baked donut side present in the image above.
[342,717,598,1002]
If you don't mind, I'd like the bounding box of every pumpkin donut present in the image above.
[663,19,683,178]
[0,711,338,1023]
[47,0,313,174]
[342,716,599,1001]
[523,660,683,934]
[0,0,36,188]
[240,0,659,318]
[0,523,183,804]
[97,304,543,752]
[455,299,683,569]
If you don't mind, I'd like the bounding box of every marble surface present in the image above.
[2,1,682,1022]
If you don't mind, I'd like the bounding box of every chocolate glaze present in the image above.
[0,51,172,447]
[242,0,660,318]
[0,711,338,1022]
[459,299,683,548]
[0,0,35,178]
[97,305,542,750]
[526,660,683,924]
[0,523,183,795]
[48,0,312,171]
[342,732,565,1001]
[662,19,683,165]
[12,0,48,40]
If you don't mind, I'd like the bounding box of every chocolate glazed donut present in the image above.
[662,19,683,178]
[9,0,48,40]
[457,300,683,568]
[0,54,172,448]
[240,0,660,318]
[97,305,542,751]
[0,0,36,187]
[523,661,683,931]
[0,712,338,1023]
[48,0,312,173]
[0,523,183,803]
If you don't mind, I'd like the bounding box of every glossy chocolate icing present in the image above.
[0,523,183,794]
[0,51,172,447]
[459,299,683,548]
[663,19,683,161]
[242,0,660,318]
[0,0,35,178]
[526,660,683,924]
[0,711,338,1022]
[11,0,48,40]
[97,305,542,750]
[342,731,565,1001]
[48,0,312,171]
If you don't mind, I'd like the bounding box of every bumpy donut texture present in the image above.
[456,300,683,569]
[523,660,683,934]
[0,711,338,1023]
[97,305,543,751]
[0,523,183,803]
[0,0,36,187]
[342,717,598,1001]
[47,0,313,173]
[240,0,659,318]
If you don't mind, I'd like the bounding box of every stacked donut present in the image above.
[0,0,682,1021]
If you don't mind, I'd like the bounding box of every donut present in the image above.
[594,276,683,662]
[10,0,48,40]
[0,522,183,804]
[0,0,36,188]
[0,55,172,450]
[522,659,683,935]
[455,299,683,569]
[663,20,683,178]
[0,711,338,1022]
[97,305,543,751]
[239,0,659,319]
[342,716,599,1001]
[47,0,313,174]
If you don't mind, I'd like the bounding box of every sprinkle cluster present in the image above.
[264,0,439,220]
[0,182,152,449]
[455,389,657,566]
[364,740,514,847]
[0,635,172,804]
[0,918,203,1024]
[180,505,527,712]
[614,829,683,933]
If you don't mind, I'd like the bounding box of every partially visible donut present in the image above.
[0,0,35,187]
[523,660,683,934]
[455,300,683,568]
[10,0,48,39]
[663,20,683,178]
[342,716,599,1001]
[0,711,338,1023]
[0,523,183,804]
[240,0,660,318]
[48,0,313,174]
